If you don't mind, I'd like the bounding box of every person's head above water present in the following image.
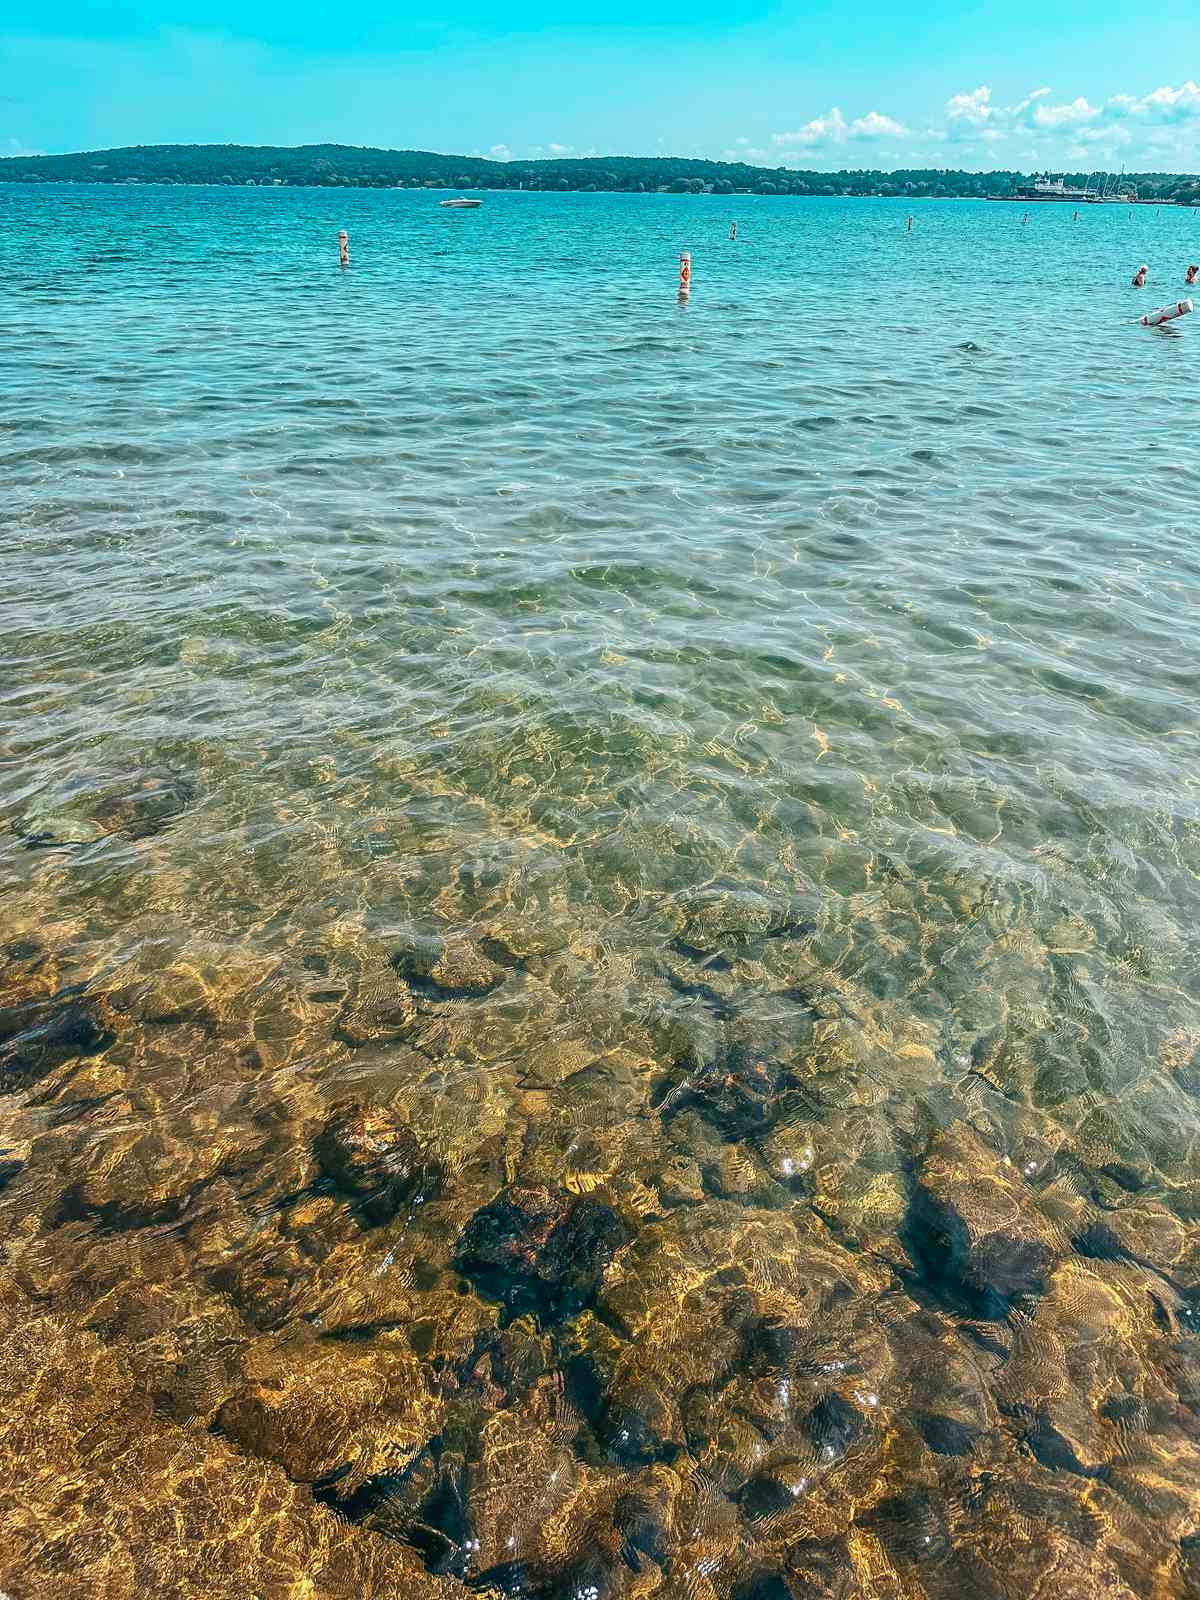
[1188,264,1199,283]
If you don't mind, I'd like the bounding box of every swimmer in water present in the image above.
[729,221,736,241]
[1187,264,1198,286]
[1132,264,1147,288]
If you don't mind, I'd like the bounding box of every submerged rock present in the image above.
[1006,1403,1109,1481]
[0,1284,448,1600]
[661,1043,800,1141]
[2,940,42,965]
[758,1123,816,1186]
[904,1127,1061,1318]
[455,1185,633,1325]
[397,1461,475,1580]
[613,1490,672,1575]
[564,1351,680,1467]
[218,1342,436,1486]
[18,813,105,847]
[739,1460,814,1521]
[914,1411,982,1456]
[480,910,570,963]
[314,1104,431,1222]
[785,1540,861,1599]
[1073,1205,1187,1272]
[17,766,195,846]
[741,1314,809,1377]
[392,932,503,999]
[801,1391,866,1464]
[0,996,112,1094]
[667,883,817,952]
[88,768,196,840]
[1070,1107,1155,1194]
[655,1152,706,1207]
[860,1489,951,1565]
[731,1575,796,1600]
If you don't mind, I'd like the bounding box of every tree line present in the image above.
[3,144,1198,203]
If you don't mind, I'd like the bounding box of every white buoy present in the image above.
[338,229,349,267]
[679,251,692,297]
[1141,298,1193,327]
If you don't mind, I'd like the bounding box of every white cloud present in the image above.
[940,79,1200,153]
[1142,80,1200,118]
[772,105,907,148]
[489,143,511,161]
[787,109,840,144]
[1,137,43,157]
[773,107,848,146]
[850,111,909,138]
[729,80,1200,168]
[946,85,993,126]
[1032,96,1098,128]
[548,142,573,155]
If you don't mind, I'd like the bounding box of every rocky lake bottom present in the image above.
[4,763,1200,1600]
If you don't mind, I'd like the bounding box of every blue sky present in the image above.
[4,0,1200,170]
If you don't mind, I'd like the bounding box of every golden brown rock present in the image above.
[0,1278,455,1600]
[218,1338,439,1486]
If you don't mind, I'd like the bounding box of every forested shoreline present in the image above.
[5,143,1200,203]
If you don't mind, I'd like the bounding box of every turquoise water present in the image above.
[3,183,1200,1597]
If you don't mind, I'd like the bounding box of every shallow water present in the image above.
[3,183,1200,1599]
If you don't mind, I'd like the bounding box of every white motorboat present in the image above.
[440,197,482,208]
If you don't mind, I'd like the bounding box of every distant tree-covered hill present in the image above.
[3,143,1199,203]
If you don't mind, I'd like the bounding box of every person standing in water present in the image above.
[729,221,737,241]
[1132,264,1147,287]
[1187,264,1199,287]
